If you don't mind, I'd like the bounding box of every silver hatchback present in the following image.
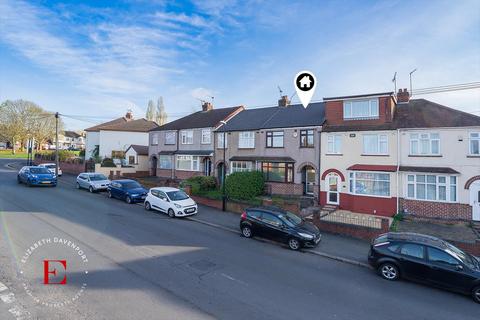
[76,172,111,193]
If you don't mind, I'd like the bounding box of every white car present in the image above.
[144,187,198,218]
[76,172,111,192]
[38,163,62,176]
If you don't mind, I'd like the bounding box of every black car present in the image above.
[239,206,321,250]
[368,232,480,303]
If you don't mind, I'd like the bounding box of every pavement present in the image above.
[0,159,479,320]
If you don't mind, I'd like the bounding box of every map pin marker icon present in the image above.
[294,70,316,108]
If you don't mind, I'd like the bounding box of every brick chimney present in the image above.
[397,88,410,103]
[125,109,134,120]
[278,95,290,107]
[202,102,213,112]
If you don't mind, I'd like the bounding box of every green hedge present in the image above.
[35,150,78,162]
[101,157,116,167]
[225,171,264,200]
[180,176,217,195]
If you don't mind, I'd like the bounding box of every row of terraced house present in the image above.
[85,88,480,222]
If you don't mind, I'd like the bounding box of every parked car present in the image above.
[107,179,147,204]
[17,166,57,187]
[239,206,321,250]
[0,142,6,150]
[144,187,197,218]
[76,173,111,192]
[38,163,62,176]
[368,232,480,303]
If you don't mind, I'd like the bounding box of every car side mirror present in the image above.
[455,264,463,271]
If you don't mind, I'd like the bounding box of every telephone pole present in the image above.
[55,112,59,177]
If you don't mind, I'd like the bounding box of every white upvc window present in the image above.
[201,129,211,144]
[406,174,457,202]
[165,131,176,145]
[238,131,255,149]
[363,134,388,155]
[469,132,480,155]
[230,161,253,173]
[180,130,193,145]
[217,132,228,149]
[409,132,440,155]
[349,171,390,197]
[327,134,341,154]
[343,98,379,120]
[159,155,172,169]
[176,155,199,171]
[151,133,159,145]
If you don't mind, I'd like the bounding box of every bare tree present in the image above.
[146,100,155,121]
[155,97,168,125]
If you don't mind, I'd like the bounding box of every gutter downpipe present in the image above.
[396,128,400,215]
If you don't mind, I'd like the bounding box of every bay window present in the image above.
[159,155,172,169]
[230,161,253,173]
[349,171,390,196]
[266,131,284,148]
[410,133,440,155]
[406,174,457,202]
[239,131,255,148]
[363,134,388,155]
[180,130,193,144]
[470,132,479,155]
[261,162,294,183]
[176,155,199,171]
[327,134,341,154]
[343,99,379,120]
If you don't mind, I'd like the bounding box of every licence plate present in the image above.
[41,181,51,184]
[185,208,195,213]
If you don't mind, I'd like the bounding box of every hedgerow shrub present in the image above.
[180,176,216,195]
[225,171,264,200]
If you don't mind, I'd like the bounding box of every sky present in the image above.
[0,0,479,130]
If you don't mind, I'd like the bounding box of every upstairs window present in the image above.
[363,134,388,155]
[410,133,440,155]
[266,131,284,148]
[180,130,193,144]
[165,131,176,145]
[327,134,341,154]
[239,131,255,149]
[217,132,228,149]
[201,129,211,144]
[300,129,314,148]
[343,99,379,120]
[470,132,479,155]
[151,133,159,145]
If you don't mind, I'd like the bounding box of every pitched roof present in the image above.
[217,102,325,132]
[100,119,158,132]
[151,106,243,131]
[126,144,148,155]
[393,99,480,128]
[63,131,81,138]
[85,117,129,132]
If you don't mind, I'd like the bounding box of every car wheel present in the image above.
[145,202,151,211]
[379,262,400,281]
[472,286,480,304]
[288,238,301,250]
[89,186,94,193]
[76,182,80,189]
[126,196,132,204]
[168,209,175,218]
[108,191,113,198]
[241,226,253,238]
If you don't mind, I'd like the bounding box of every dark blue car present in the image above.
[107,179,147,204]
[17,166,57,187]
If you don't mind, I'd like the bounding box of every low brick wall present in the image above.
[312,215,390,241]
[267,182,305,196]
[191,196,223,210]
[35,159,85,175]
[122,171,150,178]
[400,198,472,221]
[156,169,173,178]
[189,195,252,214]
[175,170,203,180]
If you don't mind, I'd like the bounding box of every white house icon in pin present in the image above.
[299,75,312,89]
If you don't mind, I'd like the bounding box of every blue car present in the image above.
[107,179,147,204]
[17,166,57,187]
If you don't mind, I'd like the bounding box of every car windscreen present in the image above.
[30,167,51,174]
[444,241,476,268]
[279,212,303,227]
[122,182,142,189]
[45,165,56,169]
[90,174,107,181]
[167,191,189,201]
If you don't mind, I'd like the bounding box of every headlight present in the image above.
[298,232,314,240]
[31,175,38,179]
[174,203,182,209]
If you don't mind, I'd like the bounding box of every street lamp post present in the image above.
[219,120,227,212]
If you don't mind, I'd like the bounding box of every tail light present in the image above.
[241,211,247,220]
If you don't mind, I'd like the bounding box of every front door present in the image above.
[471,181,480,221]
[303,166,316,195]
[204,158,212,176]
[326,174,339,205]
